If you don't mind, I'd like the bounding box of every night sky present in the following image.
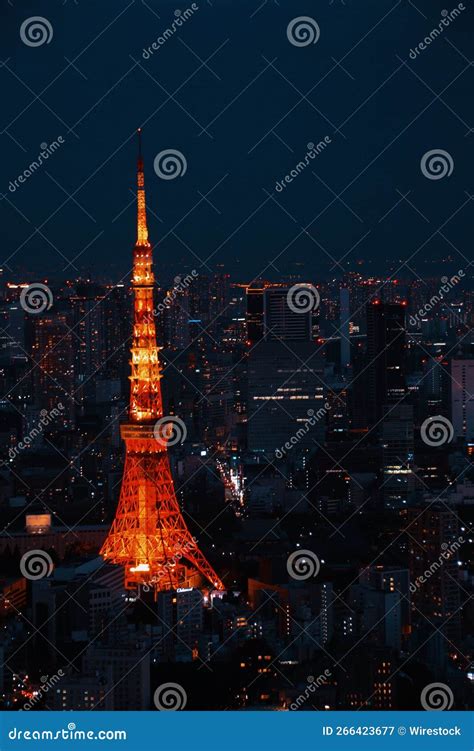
[1,0,473,283]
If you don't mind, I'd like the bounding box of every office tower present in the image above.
[374,591,402,652]
[340,287,351,369]
[82,644,150,710]
[421,355,450,421]
[349,584,402,651]
[310,582,334,645]
[102,285,131,382]
[343,273,381,335]
[247,342,325,457]
[222,284,246,351]
[71,282,107,401]
[404,506,462,642]
[326,380,349,436]
[246,282,265,344]
[382,404,414,508]
[246,282,325,457]
[359,566,411,635]
[206,270,231,343]
[201,351,236,448]
[451,358,474,442]
[367,301,406,424]
[263,287,313,341]
[158,588,204,660]
[31,314,74,425]
[2,302,27,363]
[100,131,224,593]
[164,287,190,351]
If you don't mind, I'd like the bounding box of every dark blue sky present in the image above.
[1,0,473,282]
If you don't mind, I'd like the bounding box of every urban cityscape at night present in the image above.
[0,0,472,745]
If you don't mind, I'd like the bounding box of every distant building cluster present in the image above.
[0,257,473,711]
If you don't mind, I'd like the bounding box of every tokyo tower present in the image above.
[100,130,224,594]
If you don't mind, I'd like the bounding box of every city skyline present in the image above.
[0,0,473,723]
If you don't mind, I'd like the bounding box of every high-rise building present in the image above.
[31,314,74,426]
[2,302,27,363]
[340,287,351,370]
[201,351,237,448]
[366,301,406,424]
[158,587,204,660]
[451,358,474,443]
[246,283,265,345]
[404,506,462,642]
[310,582,334,646]
[359,565,411,635]
[246,283,324,457]
[164,288,190,351]
[350,583,402,651]
[71,282,107,402]
[102,285,131,382]
[382,404,414,509]
[246,283,316,345]
[263,287,312,341]
[82,644,150,710]
[247,342,325,457]
[421,354,450,422]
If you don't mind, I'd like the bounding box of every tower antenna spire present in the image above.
[136,127,148,246]
[137,127,143,169]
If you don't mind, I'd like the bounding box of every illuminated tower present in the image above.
[100,130,224,593]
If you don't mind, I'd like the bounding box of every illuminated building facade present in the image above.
[451,358,474,443]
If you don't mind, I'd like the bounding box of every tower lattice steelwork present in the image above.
[100,131,224,593]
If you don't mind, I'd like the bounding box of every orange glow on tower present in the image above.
[100,130,224,593]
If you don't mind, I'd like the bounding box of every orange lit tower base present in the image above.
[100,131,224,593]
